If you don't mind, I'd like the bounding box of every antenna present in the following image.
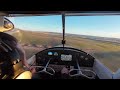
[62,13,66,48]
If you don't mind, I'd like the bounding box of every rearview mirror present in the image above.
[3,18,14,32]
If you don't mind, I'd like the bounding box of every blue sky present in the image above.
[7,15,120,38]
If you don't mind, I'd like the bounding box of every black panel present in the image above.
[36,47,95,67]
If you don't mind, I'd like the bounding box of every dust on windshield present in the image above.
[7,15,120,72]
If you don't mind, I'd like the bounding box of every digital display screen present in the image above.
[61,54,72,61]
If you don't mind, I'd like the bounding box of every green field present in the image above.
[11,29,120,72]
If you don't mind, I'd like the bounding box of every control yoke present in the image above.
[69,58,96,79]
[32,58,55,76]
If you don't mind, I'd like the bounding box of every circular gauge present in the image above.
[80,55,84,59]
[54,52,58,56]
[48,52,53,55]
[85,58,88,60]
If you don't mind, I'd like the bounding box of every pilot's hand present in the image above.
[29,66,36,74]
[61,67,69,79]
[61,67,69,74]
[23,62,35,73]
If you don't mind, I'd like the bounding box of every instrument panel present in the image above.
[36,47,95,67]
[48,51,72,61]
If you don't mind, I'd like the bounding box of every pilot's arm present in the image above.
[0,32,35,74]
[15,43,29,68]
[15,41,36,74]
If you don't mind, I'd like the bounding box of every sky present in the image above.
[7,15,120,38]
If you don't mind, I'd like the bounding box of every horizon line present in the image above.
[13,28,120,39]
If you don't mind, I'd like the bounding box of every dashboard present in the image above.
[32,47,97,79]
[36,47,95,67]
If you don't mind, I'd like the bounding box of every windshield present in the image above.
[7,15,63,59]
[65,16,120,72]
[7,15,120,72]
